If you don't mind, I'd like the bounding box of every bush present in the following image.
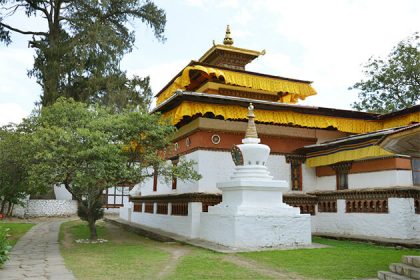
[0,226,12,266]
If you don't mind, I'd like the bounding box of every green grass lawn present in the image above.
[167,250,271,280]
[60,220,420,280]
[60,220,269,280]
[0,222,34,246]
[240,237,420,280]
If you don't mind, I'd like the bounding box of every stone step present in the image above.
[378,271,412,280]
[389,263,420,279]
[402,256,420,269]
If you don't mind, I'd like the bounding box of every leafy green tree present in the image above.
[350,33,420,113]
[0,0,165,109]
[24,98,201,239]
[0,125,32,217]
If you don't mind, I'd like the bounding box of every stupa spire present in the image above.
[245,103,258,138]
[223,25,234,46]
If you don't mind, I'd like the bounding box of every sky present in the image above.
[0,0,419,125]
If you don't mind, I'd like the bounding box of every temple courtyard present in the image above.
[0,216,419,280]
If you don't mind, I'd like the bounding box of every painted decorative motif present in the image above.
[211,134,221,144]
[231,145,244,166]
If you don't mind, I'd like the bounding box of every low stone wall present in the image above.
[13,199,77,217]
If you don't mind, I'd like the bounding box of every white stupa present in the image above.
[200,103,312,249]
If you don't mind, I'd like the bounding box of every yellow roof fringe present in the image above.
[306,146,394,167]
[162,102,420,134]
[156,65,317,105]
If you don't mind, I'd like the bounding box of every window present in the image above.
[286,155,305,191]
[332,162,352,190]
[413,158,420,186]
[290,163,302,191]
[102,186,131,208]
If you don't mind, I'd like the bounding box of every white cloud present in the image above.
[0,103,28,126]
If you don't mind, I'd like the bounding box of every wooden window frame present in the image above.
[286,155,305,191]
[102,186,131,208]
[332,162,352,190]
[290,162,303,191]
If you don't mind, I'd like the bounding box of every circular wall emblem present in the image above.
[211,134,221,145]
[231,145,244,166]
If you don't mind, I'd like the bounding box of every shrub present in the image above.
[0,226,12,266]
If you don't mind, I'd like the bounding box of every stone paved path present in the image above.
[0,220,75,280]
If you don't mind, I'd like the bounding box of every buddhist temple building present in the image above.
[120,26,420,246]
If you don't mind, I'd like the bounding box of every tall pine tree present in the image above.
[0,0,166,110]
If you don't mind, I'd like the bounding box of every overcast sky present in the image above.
[1,0,419,125]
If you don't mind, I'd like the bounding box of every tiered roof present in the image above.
[155,26,317,106]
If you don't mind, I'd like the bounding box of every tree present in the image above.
[0,0,165,109]
[0,125,32,217]
[24,98,201,239]
[350,33,420,113]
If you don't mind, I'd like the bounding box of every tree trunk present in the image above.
[7,203,14,217]
[88,217,98,241]
[0,200,6,214]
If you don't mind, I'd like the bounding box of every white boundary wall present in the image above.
[120,202,201,238]
[13,199,77,217]
[312,198,420,240]
[120,197,419,242]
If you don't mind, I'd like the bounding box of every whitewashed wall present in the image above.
[139,150,292,196]
[54,185,73,200]
[307,170,414,192]
[312,198,420,240]
[125,202,201,238]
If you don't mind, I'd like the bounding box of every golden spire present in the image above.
[245,103,258,138]
[223,25,234,46]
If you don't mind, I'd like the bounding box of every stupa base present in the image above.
[200,210,311,250]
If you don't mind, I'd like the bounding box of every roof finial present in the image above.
[245,103,258,138]
[223,25,234,46]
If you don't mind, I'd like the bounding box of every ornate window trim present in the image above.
[332,162,352,190]
[286,155,306,191]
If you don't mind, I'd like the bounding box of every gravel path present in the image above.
[0,220,75,280]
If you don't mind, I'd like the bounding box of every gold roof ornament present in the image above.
[223,25,234,46]
[245,103,259,138]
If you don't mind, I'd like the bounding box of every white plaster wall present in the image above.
[196,150,290,193]
[196,150,234,193]
[301,164,318,192]
[119,207,132,222]
[13,199,77,217]
[138,150,290,195]
[312,198,420,240]
[348,170,413,189]
[54,185,73,200]
[129,202,201,238]
[310,170,414,192]
[140,153,201,196]
[314,175,336,191]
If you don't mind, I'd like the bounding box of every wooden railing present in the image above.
[283,194,317,215]
[129,187,420,216]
